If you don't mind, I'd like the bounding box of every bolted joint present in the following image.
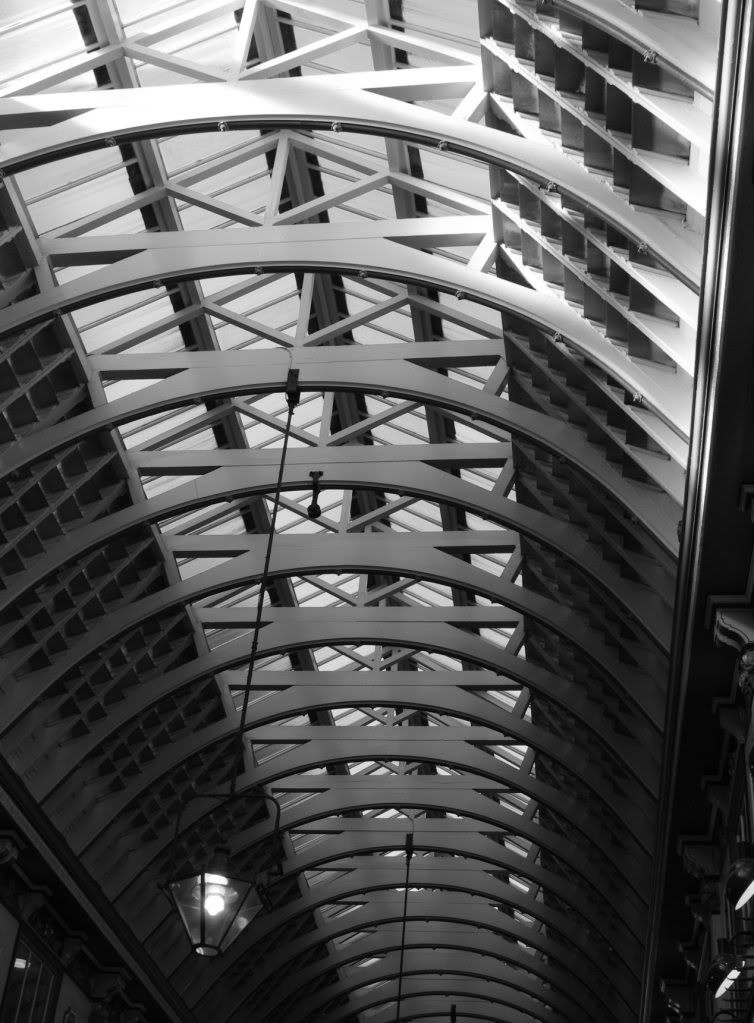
[217,121,229,132]
[330,121,342,133]
[642,49,658,64]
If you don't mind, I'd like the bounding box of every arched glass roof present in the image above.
[0,1,722,1021]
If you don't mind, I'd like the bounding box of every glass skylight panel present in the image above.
[195,514,248,537]
[0,5,86,85]
[413,651,462,671]
[141,473,202,500]
[460,466,497,492]
[471,552,513,575]
[204,626,257,651]
[447,366,491,390]
[176,554,233,581]
[315,648,361,671]
[292,580,342,608]
[480,690,521,713]
[71,291,177,336]
[159,501,235,535]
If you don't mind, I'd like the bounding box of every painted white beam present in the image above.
[0,74,699,289]
[3,231,692,439]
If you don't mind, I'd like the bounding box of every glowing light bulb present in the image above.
[203,872,228,917]
[204,892,225,917]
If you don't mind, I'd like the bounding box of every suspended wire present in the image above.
[231,369,300,796]
[395,830,414,1023]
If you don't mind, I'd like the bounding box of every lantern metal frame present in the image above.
[161,789,284,957]
[163,845,263,958]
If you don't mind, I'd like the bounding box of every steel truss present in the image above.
[0,1,717,1022]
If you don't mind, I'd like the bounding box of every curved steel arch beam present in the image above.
[194,833,640,990]
[259,869,640,990]
[137,837,640,1016]
[184,875,635,1018]
[29,631,656,833]
[0,236,692,443]
[278,964,587,1023]
[76,723,651,889]
[33,671,653,847]
[134,790,644,965]
[13,545,663,731]
[555,0,716,97]
[65,239,694,415]
[185,896,631,1023]
[258,948,601,1023]
[0,334,684,550]
[331,1005,517,1023]
[73,713,651,899]
[0,75,700,292]
[0,459,672,653]
[221,918,620,1023]
[233,683,653,817]
[174,892,634,1018]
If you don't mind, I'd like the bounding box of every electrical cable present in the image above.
[395,831,414,1023]
[231,368,300,795]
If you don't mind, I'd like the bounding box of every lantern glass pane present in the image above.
[221,886,264,952]
[169,875,205,946]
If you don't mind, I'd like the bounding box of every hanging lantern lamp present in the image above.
[164,845,266,957]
